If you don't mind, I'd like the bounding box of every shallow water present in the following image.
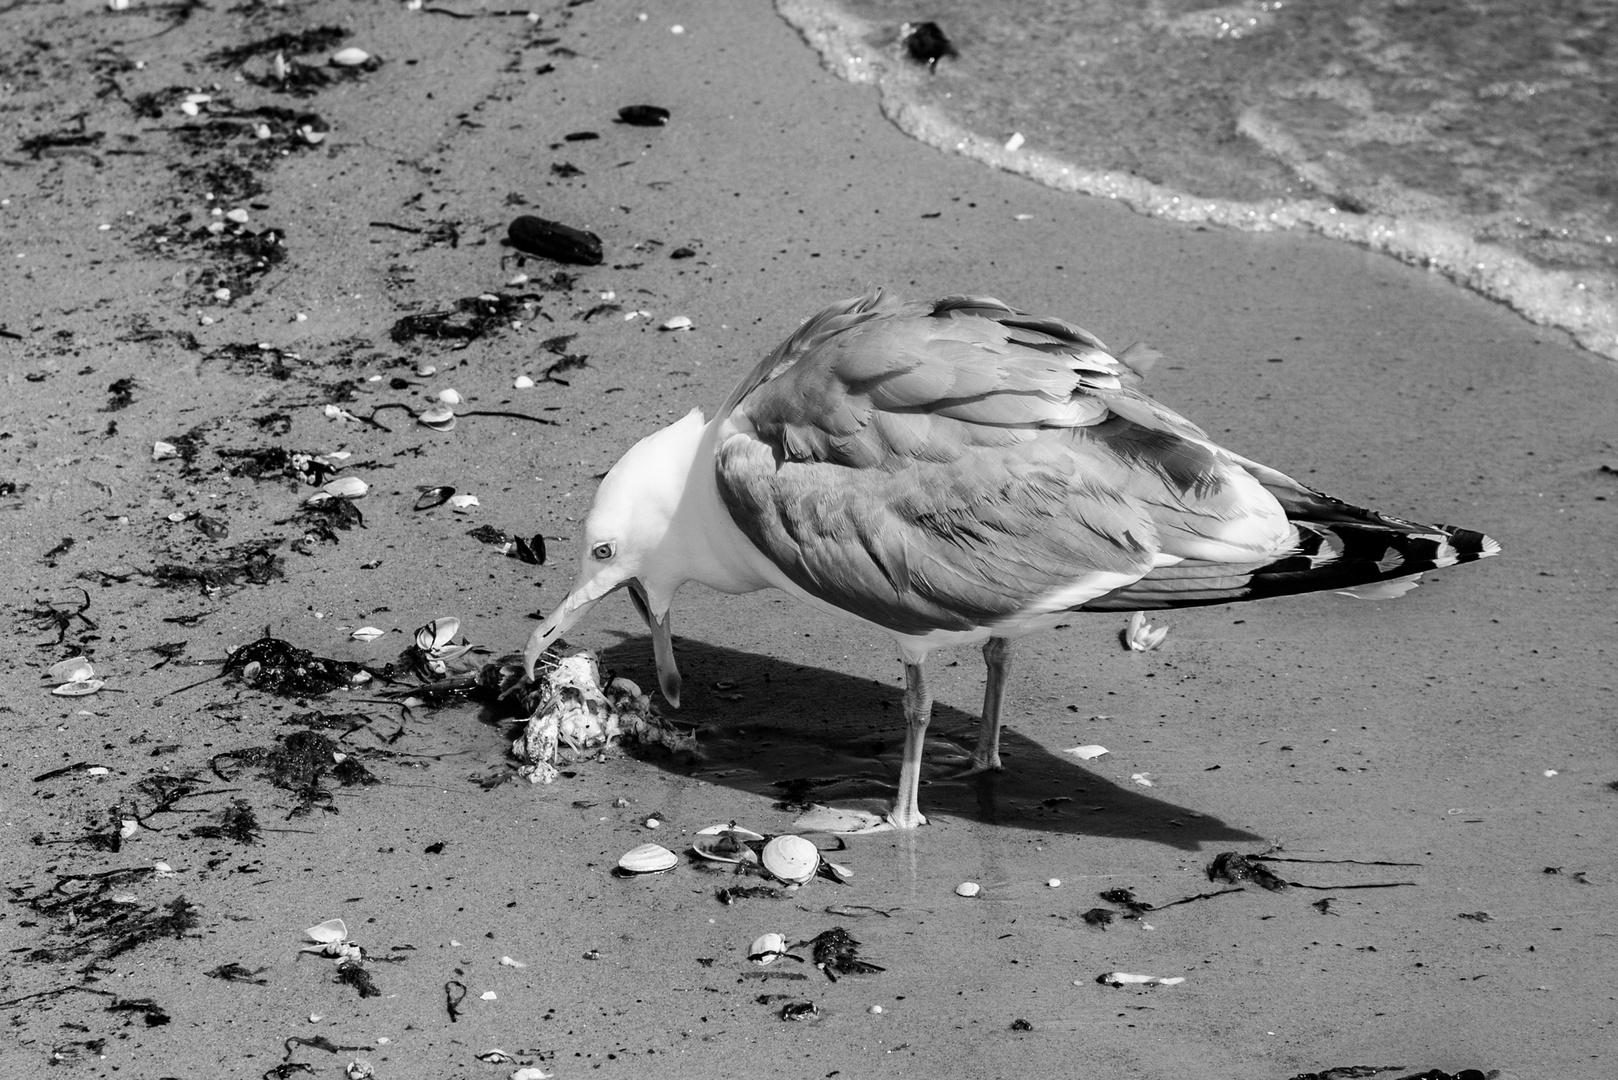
[778,0,1618,360]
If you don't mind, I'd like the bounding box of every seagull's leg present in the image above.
[887,659,931,829]
[963,636,1010,774]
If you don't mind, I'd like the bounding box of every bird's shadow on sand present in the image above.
[593,634,1261,853]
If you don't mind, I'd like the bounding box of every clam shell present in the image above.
[418,405,456,431]
[748,932,786,965]
[617,842,677,874]
[436,388,463,405]
[350,627,385,642]
[50,657,95,684]
[690,824,765,865]
[413,485,454,511]
[955,881,981,897]
[52,678,104,697]
[330,47,372,67]
[415,616,460,652]
[320,476,368,500]
[761,834,819,885]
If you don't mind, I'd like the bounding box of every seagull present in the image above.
[522,289,1499,829]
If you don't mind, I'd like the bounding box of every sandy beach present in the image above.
[3,2,1614,1077]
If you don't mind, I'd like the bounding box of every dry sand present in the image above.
[3,1,1615,1078]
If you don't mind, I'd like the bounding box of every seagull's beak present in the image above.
[627,580,682,708]
[521,577,683,709]
[522,583,601,680]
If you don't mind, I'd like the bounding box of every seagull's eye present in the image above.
[591,542,615,561]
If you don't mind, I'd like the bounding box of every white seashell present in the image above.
[50,657,95,684]
[436,388,463,405]
[273,52,289,80]
[52,678,104,696]
[479,991,497,1000]
[659,315,693,331]
[107,0,130,9]
[689,824,765,864]
[226,208,249,224]
[448,494,480,509]
[1064,744,1109,761]
[255,123,272,140]
[499,956,527,968]
[955,881,980,898]
[1047,878,1062,888]
[748,932,787,965]
[1097,971,1184,987]
[513,375,535,389]
[350,627,385,642]
[418,404,456,431]
[87,766,111,776]
[331,47,371,67]
[180,100,200,117]
[643,817,660,829]
[1004,131,1025,152]
[823,860,854,883]
[320,476,369,500]
[298,124,326,145]
[213,288,232,302]
[416,364,436,376]
[120,819,139,839]
[760,834,819,885]
[152,440,179,461]
[617,842,677,874]
[415,616,460,652]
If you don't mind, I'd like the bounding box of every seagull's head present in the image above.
[522,409,708,706]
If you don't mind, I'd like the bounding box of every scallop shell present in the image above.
[761,834,819,885]
[689,824,765,865]
[415,616,460,653]
[50,657,95,684]
[748,932,786,965]
[617,842,677,874]
[418,405,456,431]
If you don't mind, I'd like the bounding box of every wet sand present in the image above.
[3,2,1614,1078]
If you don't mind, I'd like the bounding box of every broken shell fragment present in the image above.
[448,494,480,510]
[415,616,460,653]
[418,404,456,431]
[413,485,455,511]
[330,47,372,67]
[659,315,693,331]
[617,842,677,874]
[1124,610,1168,651]
[760,834,819,885]
[749,932,787,965]
[50,657,95,684]
[152,440,179,461]
[507,215,603,266]
[1097,971,1185,987]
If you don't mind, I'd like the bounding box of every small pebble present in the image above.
[1047,878,1062,888]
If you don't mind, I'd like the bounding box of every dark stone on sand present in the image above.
[508,215,603,265]
[617,104,670,126]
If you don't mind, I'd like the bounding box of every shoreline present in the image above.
[2,2,1614,1078]
[776,0,1618,364]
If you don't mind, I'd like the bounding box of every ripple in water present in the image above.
[777,0,1618,360]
